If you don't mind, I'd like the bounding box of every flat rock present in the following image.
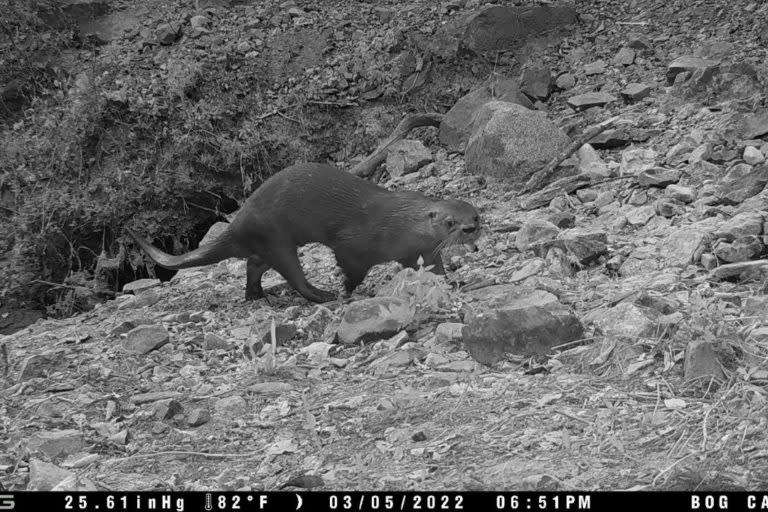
[583,60,606,75]
[26,430,85,460]
[27,459,75,491]
[666,55,720,85]
[621,83,651,102]
[613,47,635,66]
[520,64,552,100]
[435,323,465,344]
[515,219,560,252]
[713,236,764,263]
[337,297,414,344]
[684,340,725,381]
[620,148,657,174]
[586,302,660,339]
[116,290,161,310]
[714,211,765,241]
[122,325,170,354]
[214,395,247,417]
[122,279,161,293]
[430,4,577,58]
[715,163,768,205]
[662,227,708,266]
[625,205,657,226]
[665,184,696,203]
[566,92,617,111]
[531,230,608,266]
[636,167,681,188]
[462,290,583,363]
[385,139,432,177]
[710,260,768,280]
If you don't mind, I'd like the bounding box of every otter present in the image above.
[128,163,481,303]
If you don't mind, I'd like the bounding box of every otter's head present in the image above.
[427,199,482,251]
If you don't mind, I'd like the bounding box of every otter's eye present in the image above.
[447,220,456,228]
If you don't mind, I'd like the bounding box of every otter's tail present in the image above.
[127,228,247,270]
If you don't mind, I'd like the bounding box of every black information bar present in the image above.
[0,491,760,512]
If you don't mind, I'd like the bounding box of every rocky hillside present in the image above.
[3,0,768,492]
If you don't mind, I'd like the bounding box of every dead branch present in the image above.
[350,113,443,178]
[520,115,620,195]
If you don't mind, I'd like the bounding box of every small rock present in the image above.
[654,198,684,218]
[684,340,725,381]
[710,260,768,280]
[462,290,583,364]
[122,279,161,293]
[17,353,59,381]
[744,146,765,165]
[627,33,652,50]
[26,430,85,459]
[515,219,560,252]
[51,474,98,491]
[566,92,617,111]
[586,303,660,338]
[688,143,712,164]
[714,211,765,241]
[187,408,211,427]
[190,15,210,29]
[583,60,606,75]
[715,163,768,205]
[386,140,433,177]
[27,459,75,491]
[666,55,719,85]
[613,47,635,66]
[337,297,414,344]
[520,64,552,100]
[203,333,233,350]
[665,184,696,203]
[636,167,681,187]
[435,323,465,344]
[117,290,161,310]
[214,395,247,417]
[122,325,170,354]
[555,73,576,90]
[621,83,651,102]
[576,188,598,202]
[625,205,657,226]
[153,399,184,420]
[155,23,179,45]
[700,253,718,270]
[713,236,764,263]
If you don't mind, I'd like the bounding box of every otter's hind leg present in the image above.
[263,246,337,303]
[335,253,370,294]
[245,256,270,301]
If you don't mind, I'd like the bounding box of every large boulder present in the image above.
[429,4,578,58]
[465,101,570,186]
[439,80,533,153]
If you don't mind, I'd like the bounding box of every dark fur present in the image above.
[129,163,480,303]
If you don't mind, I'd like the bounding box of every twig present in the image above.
[549,337,595,352]
[554,409,593,425]
[520,115,621,194]
[31,279,116,296]
[617,21,650,26]
[102,450,263,465]
[459,278,496,293]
